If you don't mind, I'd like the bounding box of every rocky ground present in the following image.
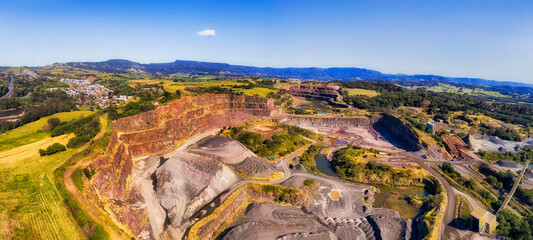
[469,135,533,152]
[188,135,277,178]
[121,116,442,240]
[188,135,256,164]
[220,176,412,240]
[288,122,397,152]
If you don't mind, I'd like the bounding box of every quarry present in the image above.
[82,94,432,240]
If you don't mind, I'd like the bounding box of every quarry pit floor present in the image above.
[130,121,506,240]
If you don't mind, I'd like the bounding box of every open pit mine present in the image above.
[84,94,426,240]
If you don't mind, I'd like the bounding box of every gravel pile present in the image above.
[497,160,520,168]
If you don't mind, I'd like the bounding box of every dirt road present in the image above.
[62,117,134,239]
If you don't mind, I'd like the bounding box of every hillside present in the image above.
[61,59,533,88]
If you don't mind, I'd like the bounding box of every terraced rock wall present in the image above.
[275,115,381,127]
[289,84,340,101]
[114,94,282,157]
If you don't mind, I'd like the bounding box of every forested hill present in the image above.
[63,59,533,88]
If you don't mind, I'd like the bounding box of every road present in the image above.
[1,75,14,99]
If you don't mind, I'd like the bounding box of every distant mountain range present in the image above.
[63,59,533,88]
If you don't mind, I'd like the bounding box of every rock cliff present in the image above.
[373,114,424,151]
[274,115,381,127]
[114,94,282,157]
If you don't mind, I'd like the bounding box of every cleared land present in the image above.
[345,88,379,97]
[0,133,73,168]
[0,110,93,152]
[427,83,509,98]
[129,79,277,97]
[0,148,83,240]
[0,116,105,240]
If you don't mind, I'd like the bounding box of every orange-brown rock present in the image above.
[442,135,475,161]
[113,94,282,157]
[289,83,340,101]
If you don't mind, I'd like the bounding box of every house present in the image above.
[471,207,498,234]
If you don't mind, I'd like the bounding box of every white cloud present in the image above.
[197,29,216,37]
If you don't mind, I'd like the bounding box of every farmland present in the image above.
[0,110,93,152]
[128,79,277,97]
[426,83,510,98]
[345,87,380,97]
[0,148,83,240]
[0,115,105,240]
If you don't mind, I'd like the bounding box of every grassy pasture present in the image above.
[0,134,73,168]
[0,111,93,152]
[346,88,380,97]
[0,116,108,239]
[427,84,510,98]
[0,148,84,240]
[129,79,277,97]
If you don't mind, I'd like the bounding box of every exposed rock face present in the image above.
[442,135,475,161]
[367,211,412,240]
[221,177,412,240]
[274,115,381,127]
[373,114,424,151]
[276,114,423,151]
[289,84,340,101]
[114,94,282,157]
[89,94,282,239]
[188,135,277,178]
[231,157,276,178]
[188,135,256,165]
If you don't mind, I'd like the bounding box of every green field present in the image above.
[0,111,93,152]
[129,79,277,97]
[0,148,84,240]
[427,84,510,98]
[0,116,109,240]
[346,88,379,97]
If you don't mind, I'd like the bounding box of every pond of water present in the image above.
[315,155,337,177]
[373,186,427,219]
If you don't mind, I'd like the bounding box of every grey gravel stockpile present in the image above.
[497,160,520,168]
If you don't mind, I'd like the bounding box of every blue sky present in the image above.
[1,0,532,83]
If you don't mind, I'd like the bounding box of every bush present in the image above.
[332,145,418,186]
[497,209,533,240]
[47,117,62,130]
[39,143,66,156]
[303,179,316,187]
[223,124,313,158]
[299,144,323,173]
[51,115,101,148]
